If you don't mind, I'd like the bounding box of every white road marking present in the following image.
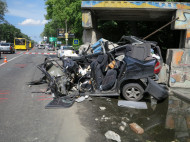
[0,53,23,67]
[16,52,57,55]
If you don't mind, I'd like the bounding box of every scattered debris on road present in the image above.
[119,125,125,132]
[121,121,127,127]
[118,100,148,109]
[105,130,121,142]
[75,96,86,103]
[99,106,106,111]
[129,123,144,134]
[95,118,99,121]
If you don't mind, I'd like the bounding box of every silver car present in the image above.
[47,45,55,51]
[38,44,45,49]
[57,45,78,58]
[0,43,15,54]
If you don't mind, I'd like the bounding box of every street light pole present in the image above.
[65,20,68,46]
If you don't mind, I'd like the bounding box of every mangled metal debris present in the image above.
[30,36,168,108]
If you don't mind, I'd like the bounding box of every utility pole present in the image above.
[65,20,68,46]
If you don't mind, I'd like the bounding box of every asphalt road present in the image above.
[0,48,89,142]
[0,47,189,142]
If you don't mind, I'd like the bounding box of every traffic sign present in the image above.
[44,36,47,41]
[57,28,75,38]
[69,34,75,38]
[57,41,62,44]
[65,33,68,39]
[57,29,65,37]
[49,37,57,42]
[73,39,79,45]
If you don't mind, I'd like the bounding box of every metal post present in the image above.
[143,17,179,40]
[65,20,68,46]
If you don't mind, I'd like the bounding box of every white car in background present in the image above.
[38,44,45,49]
[57,45,78,58]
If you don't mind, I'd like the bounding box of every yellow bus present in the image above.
[14,38,29,50]
[29,41,32,48]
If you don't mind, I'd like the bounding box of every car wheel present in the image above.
[122,83,144,101]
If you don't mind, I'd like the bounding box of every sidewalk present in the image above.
[170,88,190,101]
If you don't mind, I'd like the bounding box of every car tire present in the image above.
[122,83,144,101]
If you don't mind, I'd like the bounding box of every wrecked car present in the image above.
[32,36,168,107]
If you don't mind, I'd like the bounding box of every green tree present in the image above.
[42,0,83,41]
[0,0,7,23]
[0,23,31,43]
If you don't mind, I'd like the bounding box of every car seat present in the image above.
[90,54,108,89]
[101,69,117,91]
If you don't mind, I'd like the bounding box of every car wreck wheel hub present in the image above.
[126,87,141,99]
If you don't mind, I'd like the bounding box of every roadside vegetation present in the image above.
[41,0,82,42]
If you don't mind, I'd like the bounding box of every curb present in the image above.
[171,90,190,102]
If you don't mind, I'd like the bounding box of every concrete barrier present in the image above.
[167,49,190,88]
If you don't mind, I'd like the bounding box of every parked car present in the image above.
[47,45,55,51]
[38,44,45,49]
[0,43,15,54]
[57,45,78,58]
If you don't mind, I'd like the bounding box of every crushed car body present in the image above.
[32,36,168,108]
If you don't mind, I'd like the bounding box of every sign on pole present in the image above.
[49,37,57,42]
[43,36,47,41]
[65,33,68,39]
[73,39,79,45]
[57,41,62,44]
[57,29,65,38]
[57,29,75,38]
[68,34,75,38]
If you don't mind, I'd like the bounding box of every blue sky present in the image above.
[5,0,47,42]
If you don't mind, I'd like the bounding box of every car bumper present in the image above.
[0,49,12,52]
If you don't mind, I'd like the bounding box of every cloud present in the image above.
[7,8,46,20]
[19,19,48,26]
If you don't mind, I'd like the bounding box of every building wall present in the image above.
[167,49,190,88]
